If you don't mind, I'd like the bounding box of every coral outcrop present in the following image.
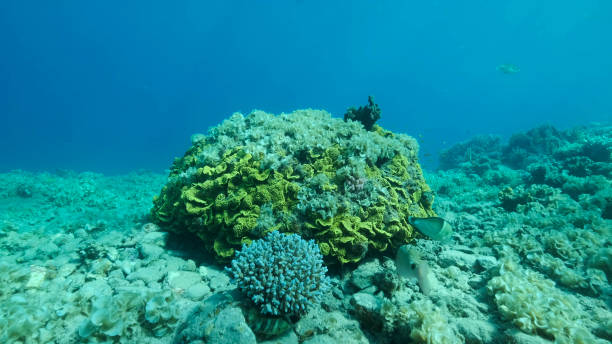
[151,109,435,264]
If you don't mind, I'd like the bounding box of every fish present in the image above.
[395,245,436,295]
[497,63,520,74]
[408,216,453,242]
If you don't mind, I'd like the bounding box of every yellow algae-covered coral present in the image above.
[153,147,299,259]
[151,109,435,264]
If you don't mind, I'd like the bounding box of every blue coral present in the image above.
[225,231,331,316]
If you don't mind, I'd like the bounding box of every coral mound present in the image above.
[225,231,331,317]
[151,109,435,264]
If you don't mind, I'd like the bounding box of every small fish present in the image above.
[395,245,436,295]
[408,216,453,242]
[497,63,520,74]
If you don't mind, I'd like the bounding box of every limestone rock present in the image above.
[350,259,383,290]
[455,318,500,344]
[140,243,164,260]
[185,283,211,301]
[25,265,47,288]
[172,291,255,344]
[439,249,477,270]
[167,271,202,291]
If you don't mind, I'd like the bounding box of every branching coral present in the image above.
[225,231,331,317]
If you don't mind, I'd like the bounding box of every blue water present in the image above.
[1,1,611,173]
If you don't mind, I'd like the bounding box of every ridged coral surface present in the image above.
[225,231,331,316]
[151,109,435,264]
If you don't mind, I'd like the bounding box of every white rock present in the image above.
[259,329,299,344]
[58,263,77,278]
[142,222,160,232]
[475,256,498,272]
[208,271,231,291]
[79,279,112,300]
[89,258,112,276]
[455,318,500,344]
[184,259,197,271]
[26,265,47,288]
[120,260,137,275]
[186,283,211,301]
[505,329,551,344]
[140,243,164,260]
[295,311,368,344]
[351,293,380,314]
[350,259,383,290]
[142,231,168,246]
[167,271,202,290]
[127,265,166,284]
[439,249,477,270]
[106,247,119,261]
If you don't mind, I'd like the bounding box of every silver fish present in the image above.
[395,245,435,295]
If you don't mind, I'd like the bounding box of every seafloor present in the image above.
[0,123,610,344]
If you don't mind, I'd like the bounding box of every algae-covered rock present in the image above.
[343,95,381,131]
[151,109,435,264]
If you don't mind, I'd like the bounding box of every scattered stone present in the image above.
[25,265,47,288]
[167,271,202,291]
[165,256,187,271]
[350,293,380,315]
[504,329,552,344]
[183,259,197,272]
[127,264,166,284]
[350,293,383,331]
[58,263,77,278]
[468,275,487,289]
[142,231,168,246]
[89,258,113,276]
[302,334,336,344]
[172,291,256,344]
[79,279,112,300]
[185,283,211,301]
[140,243,164,260]
[78,242,107,261]
[350,259,382,290]
[439,249,477,270]
[455,318,500,344]
[259,329,299,344]
[295,310,368,344]
[374,269,400,296]
[105,247,119,261]
[208,306,256,344]
[475,256,498,273]
[202,267,231,291]
[119,260,137,275]
[107,268,124,278]
[142,222,161,232]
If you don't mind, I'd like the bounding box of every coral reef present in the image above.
[438,123,612,219]
[427,123,612,343]
[1,121,610,344]
[151,109,434,264]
